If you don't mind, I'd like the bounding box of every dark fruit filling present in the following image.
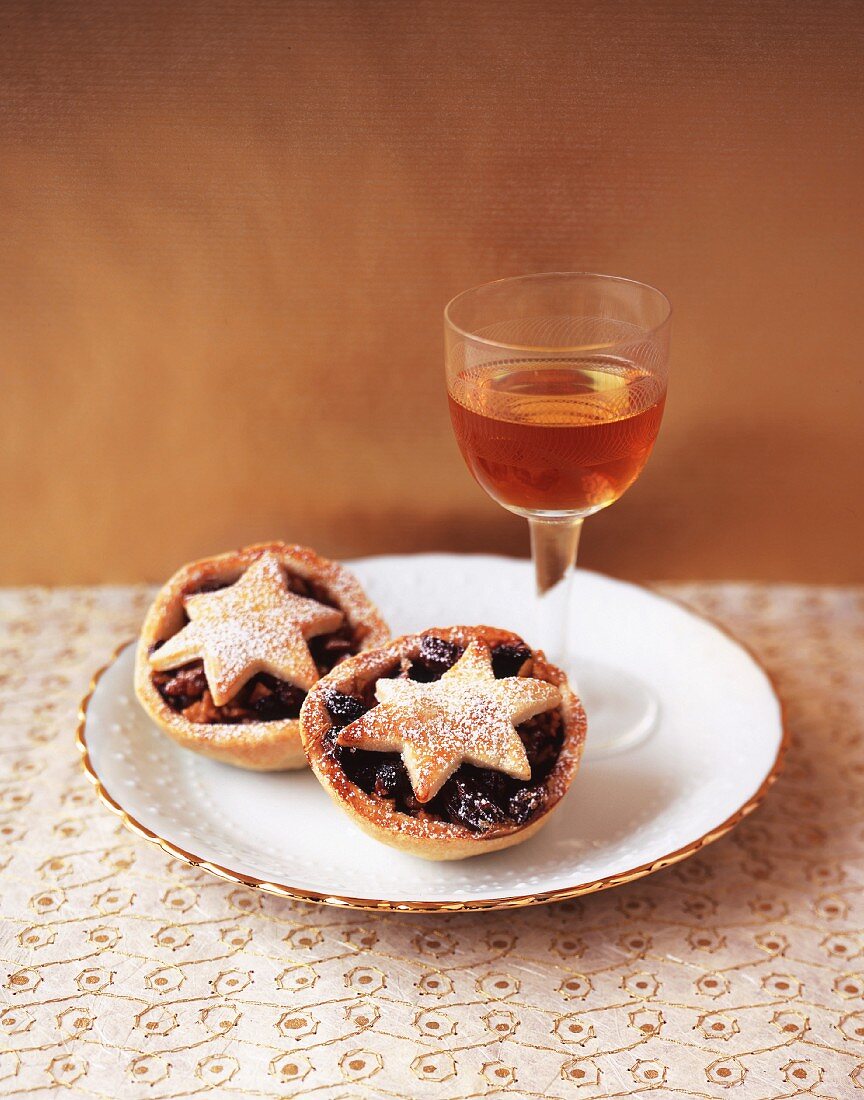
[408,634,463,681]
[323,636,564,833]
[152,665,308,723]
[490,642,532,678]
[151,565,364,724]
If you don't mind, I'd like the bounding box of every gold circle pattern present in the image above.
[0,582,859,1096]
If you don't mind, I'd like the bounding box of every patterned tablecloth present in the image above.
[0,583,862,1099]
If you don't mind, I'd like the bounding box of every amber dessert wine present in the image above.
[444,272,671,758]
[448,358,665,516]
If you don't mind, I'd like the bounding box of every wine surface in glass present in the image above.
[448,358,666,514]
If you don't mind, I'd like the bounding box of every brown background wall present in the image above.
[2,0,862,585]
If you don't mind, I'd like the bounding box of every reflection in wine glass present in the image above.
[445,273,671,758]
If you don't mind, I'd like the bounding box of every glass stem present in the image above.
[528,516,583,670]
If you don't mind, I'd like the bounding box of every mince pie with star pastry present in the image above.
[134,543,389,771]
[300,626,586,860]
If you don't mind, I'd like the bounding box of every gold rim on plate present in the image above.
[75,591,789,913]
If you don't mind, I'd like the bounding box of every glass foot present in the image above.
[569,658,659,761]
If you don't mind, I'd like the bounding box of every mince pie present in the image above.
[134,543,389,771]
[300,626,586,860]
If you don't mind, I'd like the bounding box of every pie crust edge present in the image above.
[299,625,587,860]
[134,542,391,771]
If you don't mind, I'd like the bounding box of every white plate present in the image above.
[77,555,785,911]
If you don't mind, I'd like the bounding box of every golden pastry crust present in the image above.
[135,543,390,771]
[300,626,587,860]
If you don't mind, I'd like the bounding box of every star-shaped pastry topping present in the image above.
[337,640,561,802]
[149,553,344,704]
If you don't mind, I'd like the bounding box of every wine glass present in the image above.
[444,272,671,758]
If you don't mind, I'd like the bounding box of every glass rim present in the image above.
[444,271,672,353]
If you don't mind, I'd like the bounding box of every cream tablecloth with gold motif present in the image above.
[0,583,861,1098]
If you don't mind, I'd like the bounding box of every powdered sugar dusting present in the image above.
[337,641,561,802]
[149,553,344,703]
